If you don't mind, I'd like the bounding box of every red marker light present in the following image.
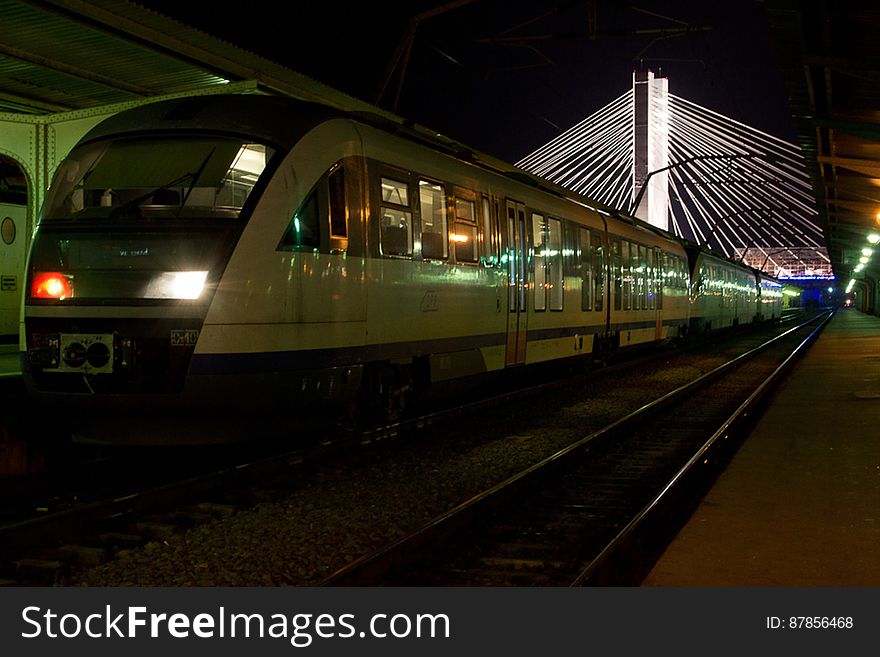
[31,272,73,299]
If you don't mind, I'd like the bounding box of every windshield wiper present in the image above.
[108,146,217,219]
[108,172,195,219]
[177,147,216,217]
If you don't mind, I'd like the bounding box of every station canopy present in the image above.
[0,0,380,116]
[765,1,880,282]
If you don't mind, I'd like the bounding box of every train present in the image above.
[20,94,782,445]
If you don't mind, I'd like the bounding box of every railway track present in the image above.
[0,311,821,585]
[321,311,831,586]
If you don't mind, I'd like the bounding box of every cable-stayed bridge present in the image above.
[516,72,829,281]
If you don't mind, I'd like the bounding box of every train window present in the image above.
[621,241,631,310]
[380,208,412,256]
[221,144,271,208]
[455,195,475,221]
[579,228,591,311]
[639,245,646,310]
[547,218,563,311]
[563,221,578,280]
[561,222,578,307]
[281,191,319,249]
[419,180,448,260]
[532,215,562,311]
[628,243,635,310]
[647,248,656,310]
[591,230,604,312]
[655,250,661,308]
[629,243,636,311]
[481,197,499,266]
[329,165,347,238]
[45,138,273,221]
[640,244,650,310]
[532,214,547,311]
[453,194,478,263]
[630,243,638,310]
[380,177,412,257]
[381,177,408,206]
[611,238,621,311]
[507,206,517,312]
[655,250,663,309]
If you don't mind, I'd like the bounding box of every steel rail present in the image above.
[570,309,833,585]
[320,311,831,586]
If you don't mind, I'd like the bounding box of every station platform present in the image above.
[644,308,880,586]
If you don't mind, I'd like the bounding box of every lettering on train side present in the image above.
[420,291,440,312]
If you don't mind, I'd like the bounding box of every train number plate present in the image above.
[170,329,199,347]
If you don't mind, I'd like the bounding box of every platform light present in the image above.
[846,279,855,293]
[868,233,880,245]
[859,256,869,264]
[855,264,864,272]
[862,248,874,257]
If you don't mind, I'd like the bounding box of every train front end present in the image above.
[22,124,275,443]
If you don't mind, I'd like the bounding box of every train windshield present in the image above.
[44,137,272,220]
[30,137,275,303]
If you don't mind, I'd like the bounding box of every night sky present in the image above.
[136,0,795,164]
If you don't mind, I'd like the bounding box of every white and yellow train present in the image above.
[21,95,781,444]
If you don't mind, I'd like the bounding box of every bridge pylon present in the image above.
[632,69,669,231]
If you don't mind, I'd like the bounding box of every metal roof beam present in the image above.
[27,0,385,115]
[804,54,880,83]
[826,199,880,215]
[0,41,153,96]
[808,118,880,142]
[0,88,72,113]
[817,155,880,178]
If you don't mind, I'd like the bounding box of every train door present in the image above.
[505,200,528,366]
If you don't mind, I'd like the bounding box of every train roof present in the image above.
[78,94,342,150]
[75,93,730,266]
[683,242,784,282]
[76,94,627,216]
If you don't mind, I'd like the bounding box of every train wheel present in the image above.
[359,362,412,425]
[592,334,615,367]
[379,374,410,423]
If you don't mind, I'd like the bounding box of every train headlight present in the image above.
[144,271,208,300]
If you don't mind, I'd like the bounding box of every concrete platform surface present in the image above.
[644,308,880,586]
